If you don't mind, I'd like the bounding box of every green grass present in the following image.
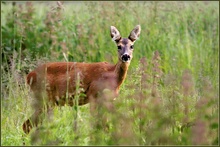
[1,1,219,145]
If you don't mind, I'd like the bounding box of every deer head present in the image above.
[110,25,141,63]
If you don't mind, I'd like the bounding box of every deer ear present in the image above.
[110,26,121,42]
[128,25,141,42]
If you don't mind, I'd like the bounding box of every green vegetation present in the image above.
[1,1,219,145]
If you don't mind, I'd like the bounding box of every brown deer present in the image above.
[22,25,141,134]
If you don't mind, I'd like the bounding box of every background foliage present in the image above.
[1,1,219,145]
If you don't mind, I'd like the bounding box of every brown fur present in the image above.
[22,25,141,134]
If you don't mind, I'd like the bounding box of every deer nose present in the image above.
[121,54,131,62]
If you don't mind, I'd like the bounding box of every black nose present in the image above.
[121,54,131,62]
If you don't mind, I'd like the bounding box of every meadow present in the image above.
[1,1,219,145]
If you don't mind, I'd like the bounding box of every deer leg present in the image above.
[22,108,43,134]
[98,89,115,132]
[22,105,54,134]
[23,89,52,134]
[89,88,115,132]
[22,109,43,145]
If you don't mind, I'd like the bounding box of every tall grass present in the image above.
[1,1,219,145]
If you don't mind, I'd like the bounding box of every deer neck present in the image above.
[114,60,130,87]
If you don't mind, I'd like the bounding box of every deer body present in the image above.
[23,25,141,134]
[27,61,128,106]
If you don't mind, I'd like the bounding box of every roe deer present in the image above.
[22,25,141,134]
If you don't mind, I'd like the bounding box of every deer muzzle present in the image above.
[121,54,131,62]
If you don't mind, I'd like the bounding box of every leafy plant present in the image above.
[1,1,218,146]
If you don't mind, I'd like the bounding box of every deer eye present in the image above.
[130,45,134,49]
[117,46,122,50]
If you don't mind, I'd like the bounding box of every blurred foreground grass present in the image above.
[1,1,219,145]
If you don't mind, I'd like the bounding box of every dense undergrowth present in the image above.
[1,1,219,145]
